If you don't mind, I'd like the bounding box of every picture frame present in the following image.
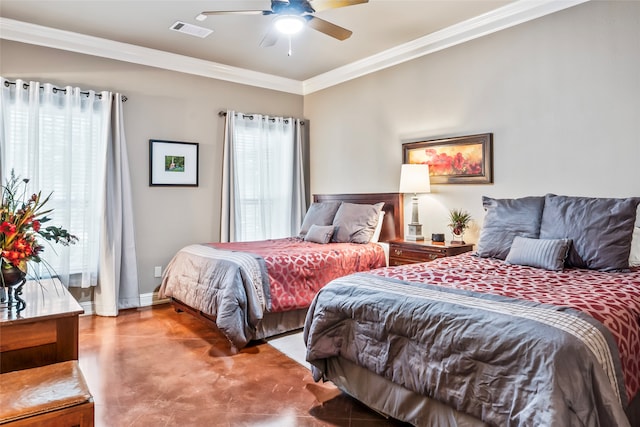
[149,140,199,186]
[402,133,493,184]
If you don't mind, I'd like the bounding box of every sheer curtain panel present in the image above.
[1,78,107,287]
[221,111,306,242]
[0,78,139,315]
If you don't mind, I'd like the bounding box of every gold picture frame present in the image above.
[402,133,493,184]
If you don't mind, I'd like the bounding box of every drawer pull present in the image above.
[393,249,402,256]
[428,254,438,260]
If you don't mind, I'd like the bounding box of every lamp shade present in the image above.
[399,164,431,194]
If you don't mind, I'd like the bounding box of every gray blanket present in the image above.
[304,273,630,427]
[159,244,270,349]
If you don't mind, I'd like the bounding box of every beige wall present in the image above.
[304,0,640,243]
[0,40,304,297]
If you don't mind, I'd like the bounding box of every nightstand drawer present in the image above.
[388,241,474,266]
[389,245,441,265]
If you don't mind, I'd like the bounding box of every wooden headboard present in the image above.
[313,193,404,242]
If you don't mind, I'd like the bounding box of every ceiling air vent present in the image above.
[169,21,213,38]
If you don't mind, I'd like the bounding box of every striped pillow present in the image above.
[505,236,571,271]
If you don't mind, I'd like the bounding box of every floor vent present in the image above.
[169,21,213,38]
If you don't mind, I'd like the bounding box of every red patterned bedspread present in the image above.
[371,252,640,403]
[211,237,386,312]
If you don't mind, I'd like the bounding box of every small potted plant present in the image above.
[448,209,472,244]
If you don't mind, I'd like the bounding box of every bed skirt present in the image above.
[254,308,308,341]
[325,356,488,427]
[170,298,307,344]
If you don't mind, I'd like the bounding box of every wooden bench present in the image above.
[0,361,94,426]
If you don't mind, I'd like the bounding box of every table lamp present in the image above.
[399,164,431,241]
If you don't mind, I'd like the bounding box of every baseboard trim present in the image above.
[140,292,170,307]
[80,292,169,316]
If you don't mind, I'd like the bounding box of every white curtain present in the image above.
[0,78,139,315]
[221,111,306,242]
[1,78,107,287]
[94,94,140,315]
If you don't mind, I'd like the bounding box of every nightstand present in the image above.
[388,240,474,266]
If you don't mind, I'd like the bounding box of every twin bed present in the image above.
[304,194,640,426]
[159,192,403,349]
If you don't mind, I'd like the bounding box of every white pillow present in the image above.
[630,227,640,267]
[631,207,640,267]
[369,211,386,243]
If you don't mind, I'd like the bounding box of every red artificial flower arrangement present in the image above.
[1,170,77,284]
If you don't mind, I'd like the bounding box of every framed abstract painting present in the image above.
[149,140,199,186]
[402,133,493,184]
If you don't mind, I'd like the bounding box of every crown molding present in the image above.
[0,17,304,95]
[1,0,588,96]
[302,0,589,94]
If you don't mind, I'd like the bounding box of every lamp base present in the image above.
[405,223,425,241]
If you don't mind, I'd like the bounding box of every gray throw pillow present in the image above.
[298,201,342,238]
[539,194,640,271]
[304,224,335,244]
[476,196,546,260]
[332,202,385,244]
[505,236,571,271]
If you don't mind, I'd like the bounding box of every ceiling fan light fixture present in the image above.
[274,15,306,35]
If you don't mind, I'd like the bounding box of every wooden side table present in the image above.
[389,240,474,266]
[0,278,84,373]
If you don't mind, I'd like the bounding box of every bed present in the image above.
[304,194,640,427]
[159,192,403,349]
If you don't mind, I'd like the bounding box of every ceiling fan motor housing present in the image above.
[271,0,316,16]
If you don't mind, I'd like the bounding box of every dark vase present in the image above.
[1,262,27,287]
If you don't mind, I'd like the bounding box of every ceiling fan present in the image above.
[198,0,368,47]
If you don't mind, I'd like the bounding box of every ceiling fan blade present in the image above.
[259,27,280,47]
[306,15,352,40]
[309,0,368,13]
[200,10,267,16]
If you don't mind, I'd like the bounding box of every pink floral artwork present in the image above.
[402,134,492,184]
[408,143,483,177]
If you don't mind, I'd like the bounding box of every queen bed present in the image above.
[159,192,403,349]
[304,194,640,427]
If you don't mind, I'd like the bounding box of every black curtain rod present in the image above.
[3,80,128,102]
[218,110,304,125]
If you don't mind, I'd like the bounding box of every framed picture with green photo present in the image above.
[402,133,493,184]
[149,139,199,186]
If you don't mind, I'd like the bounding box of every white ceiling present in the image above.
[0,0,587,94]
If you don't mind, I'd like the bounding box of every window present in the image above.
[222,112,306,242]
[1,81,109,287]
